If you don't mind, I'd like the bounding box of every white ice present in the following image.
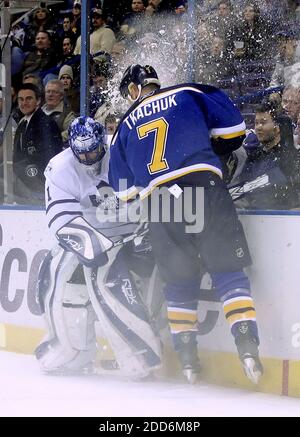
[0,351,300,417]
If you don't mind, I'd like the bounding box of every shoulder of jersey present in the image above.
[45,148,74,177]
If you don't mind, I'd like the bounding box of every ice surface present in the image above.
[0,351,300,417]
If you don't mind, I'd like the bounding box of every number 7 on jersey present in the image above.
[137,117,170,175]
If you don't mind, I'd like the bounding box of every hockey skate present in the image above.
[175,332,201,384]
[235,321,263,384]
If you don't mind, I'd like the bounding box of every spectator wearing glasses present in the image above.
[42,80,76,143]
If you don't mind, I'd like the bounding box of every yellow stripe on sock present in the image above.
[227,311,256,326]
[168,311,198,322]
[223,298,254,314]
[169,322,198,333]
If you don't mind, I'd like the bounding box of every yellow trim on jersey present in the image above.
[139,163,223,199]
[210,121,246,138]
[213,130,246,140]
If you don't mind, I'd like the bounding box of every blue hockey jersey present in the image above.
[109,83,246,200]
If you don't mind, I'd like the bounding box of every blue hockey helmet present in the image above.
[68,116,105,165]
[119,64,161,99]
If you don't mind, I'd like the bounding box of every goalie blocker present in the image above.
[35,217,161,378]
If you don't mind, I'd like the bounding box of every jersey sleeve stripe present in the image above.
[211,121,246,137]
[214,130,246,140]
[48,211,83,229]
[46,198,80,214]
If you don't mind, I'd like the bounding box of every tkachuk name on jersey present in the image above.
[124,94,177,129]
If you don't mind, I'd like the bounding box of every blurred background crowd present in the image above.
[1,0,300,208]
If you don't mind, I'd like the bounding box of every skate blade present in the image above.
[242,357,263,384]
[182,368,198,384]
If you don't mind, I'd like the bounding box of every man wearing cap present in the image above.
[73,8,116,59]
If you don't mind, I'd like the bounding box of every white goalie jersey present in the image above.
[44,148,137,239]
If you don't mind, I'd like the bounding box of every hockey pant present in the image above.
[36,244,161,378]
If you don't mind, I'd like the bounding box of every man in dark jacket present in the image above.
[21,31,57,78]
[235,101,300,209]
[13,84,63,204]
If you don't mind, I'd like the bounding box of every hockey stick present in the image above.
[229,173,270,201]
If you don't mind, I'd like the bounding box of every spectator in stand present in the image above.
[119,0,148,41]
[208,1,235,38]
[42,80,76,143]
[104,112,122,147]
[174,1,188,15]
[23,73,44,91]
[22,73,45,105]
[269,29,300,89]
[58,65,74,93]
[145,0,162,16]
[21,31,58,78]
[227,2,275,61]
[101,0,132,32]
[281,86,300,146]
[71,0,81,40]
[73,8,116,60]
[196,35,234,87]
[56,14,76,47]
[24,6,57,50]
[234,101,300,209]
[13,84,62,205]
[58,37,76,65]
[145,0,179,15]
[282,86,300,125]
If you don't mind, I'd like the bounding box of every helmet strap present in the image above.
[127,84,142,103]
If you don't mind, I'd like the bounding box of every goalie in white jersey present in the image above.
[35,116,161,378]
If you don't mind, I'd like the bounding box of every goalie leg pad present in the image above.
[36,245,97,373]
[84,247,161,379]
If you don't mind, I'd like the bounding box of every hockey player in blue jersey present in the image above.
[108,64,263,384]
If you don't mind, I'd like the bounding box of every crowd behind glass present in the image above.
[0,0,300,208]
